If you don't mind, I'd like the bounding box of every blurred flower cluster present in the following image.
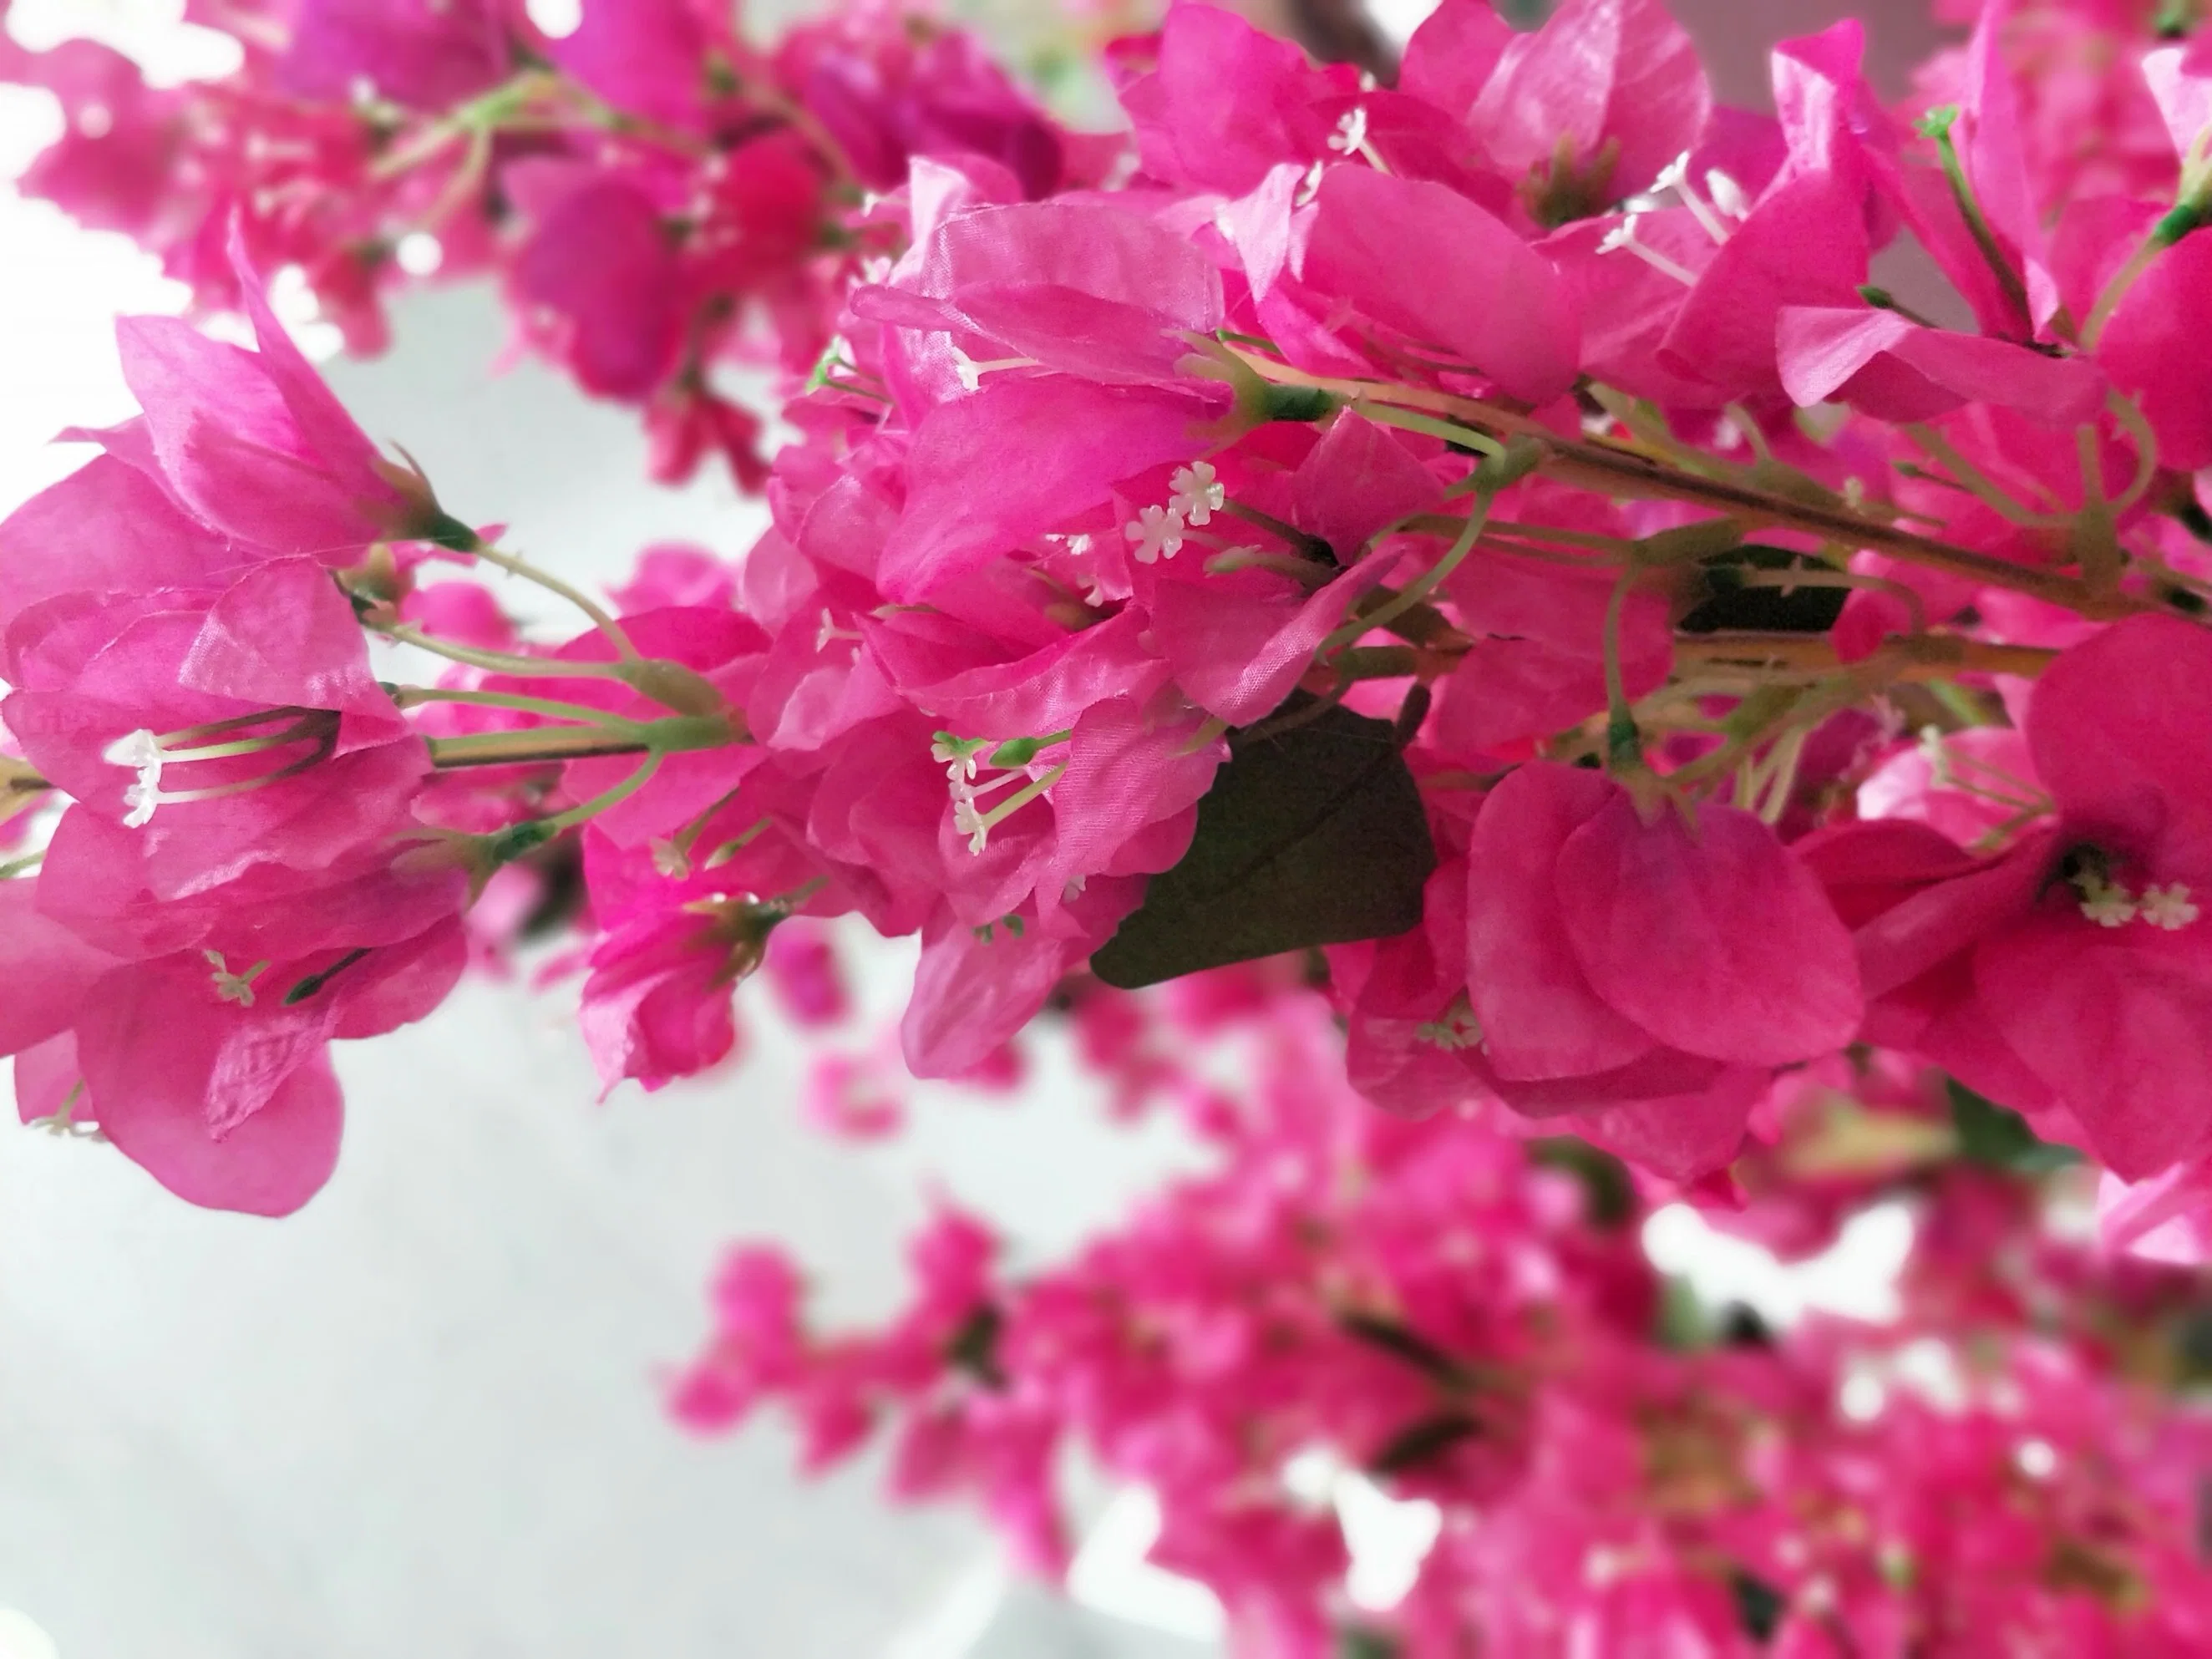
[4,0,2212,1646]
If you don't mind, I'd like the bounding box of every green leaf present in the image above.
[1090,695,1436,989]
[1527,1136,1638,1229]
[1731,1570,1788,1643]
[1947,1080,2079,1174]
[1677,545,1848,636]
[1337,1629,1401,1659]
[1367,1412,1483,1476]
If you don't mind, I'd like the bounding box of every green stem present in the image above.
[1355,402,1506,459]
[1924,108,2035,338]
[542,753,665,835]
[424,713,733,770]
[373,621,638,682]
[1321,495,1493,655]
[464,541,638,662]
[390,684,649,733]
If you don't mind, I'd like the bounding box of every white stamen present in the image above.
[1295,160,1327,209]
[954,797,991,855]
[816,608,862,652]
[1650,151,1691,193]
[1125,504,1187,565]
[2142,882,2200,931]
[104,728,165,827]
[202,950,266,1008]
[1705,168,1751,220]
[1596,212,1643,255]
[951,347,985,393]
[931,734,987,781]
[1169,462,1225,528]
[1328,106,1370,156]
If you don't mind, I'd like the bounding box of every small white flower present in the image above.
[1124,503,1187,565]
[1327,105,1369,156]
[2078,878,2138,929]
[1169,462,1225,528]
[2142,881,2200,931]
[1416,1002,1485,1053]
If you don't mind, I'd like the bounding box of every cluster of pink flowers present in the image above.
[673,985,2212,1656]
[0,0,1075,485]
[8,0,2212,1644]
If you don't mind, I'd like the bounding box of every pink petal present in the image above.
[1556,793,1862,1066]
[879,379,1210,603]
[1777,307,2104,426]
[2027,615,2212,868]
[76,963,344,1215]
[1465,764,1656,1080]
[2097,231,2212,474]
[1976,916,2212,1179]
[0,880,119,1057]
[1301,167,1580,407]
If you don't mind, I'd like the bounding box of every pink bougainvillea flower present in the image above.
[1144,556,1396,728]
[2096,230,2212,473]
[1297,166,1580,406]
[901,877,1144,1078]
[506,163,688,404]
[3,557,424,887]
[1778,305,2105,426]
[0,453,243,619]
[104,238,465,556]
[580,892,789,1094]
[545,0,718,136]
[876,377,1216,602]
[1466,0,1711,217]
[1432,545,1672,753]
[1957,616,2212,1175]
[1657,170,1870,401]
[865,198,1225,391]
[275,0,513,111]
[2141,34,2212,185]
[4,868,466,1215]
[1466,762,1862,1078]
[1114,3,1347,195]
[0,35,183,242]
[2098,1157,2212,1266]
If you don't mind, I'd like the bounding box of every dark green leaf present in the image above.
[1527,1137,1638,1229]
[1090,695,1435,989]
[1677,545,1849,636]
[1367,1412,1483,1476]
[1337,1311,1469,1388]
[945,1303,1007,1390]
[1338,1631,1400,1659]
[1947,1080,2079,1174]
[1731,1570,1788,1643]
